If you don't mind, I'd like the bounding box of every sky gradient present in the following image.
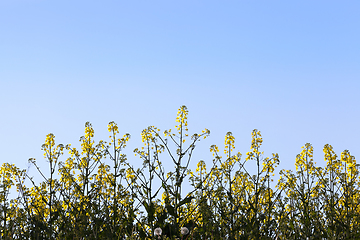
[1,1,359,182]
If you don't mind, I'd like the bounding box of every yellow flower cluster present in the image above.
[250,129,262,151]
[80,122,95,154]
[324,144,343,175]
[0,163,20,194]
[107,121,119,134]
[262,153,279,175]
[224,132,235,155]
[141,127,155,144]
[42,133,64,162]
[341,149,357,178]
[210,144,220,157]
[196,160,207,173]
[246,129,263,161]
[175,105,188,132]
[295,143,315,173]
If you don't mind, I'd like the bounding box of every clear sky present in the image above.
[1,1,359,183]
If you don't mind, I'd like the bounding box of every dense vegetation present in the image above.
[1,106,359,239]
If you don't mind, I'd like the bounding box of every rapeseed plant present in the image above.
[0,106,359,239]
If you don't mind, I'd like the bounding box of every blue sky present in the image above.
[1,1,359,183]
